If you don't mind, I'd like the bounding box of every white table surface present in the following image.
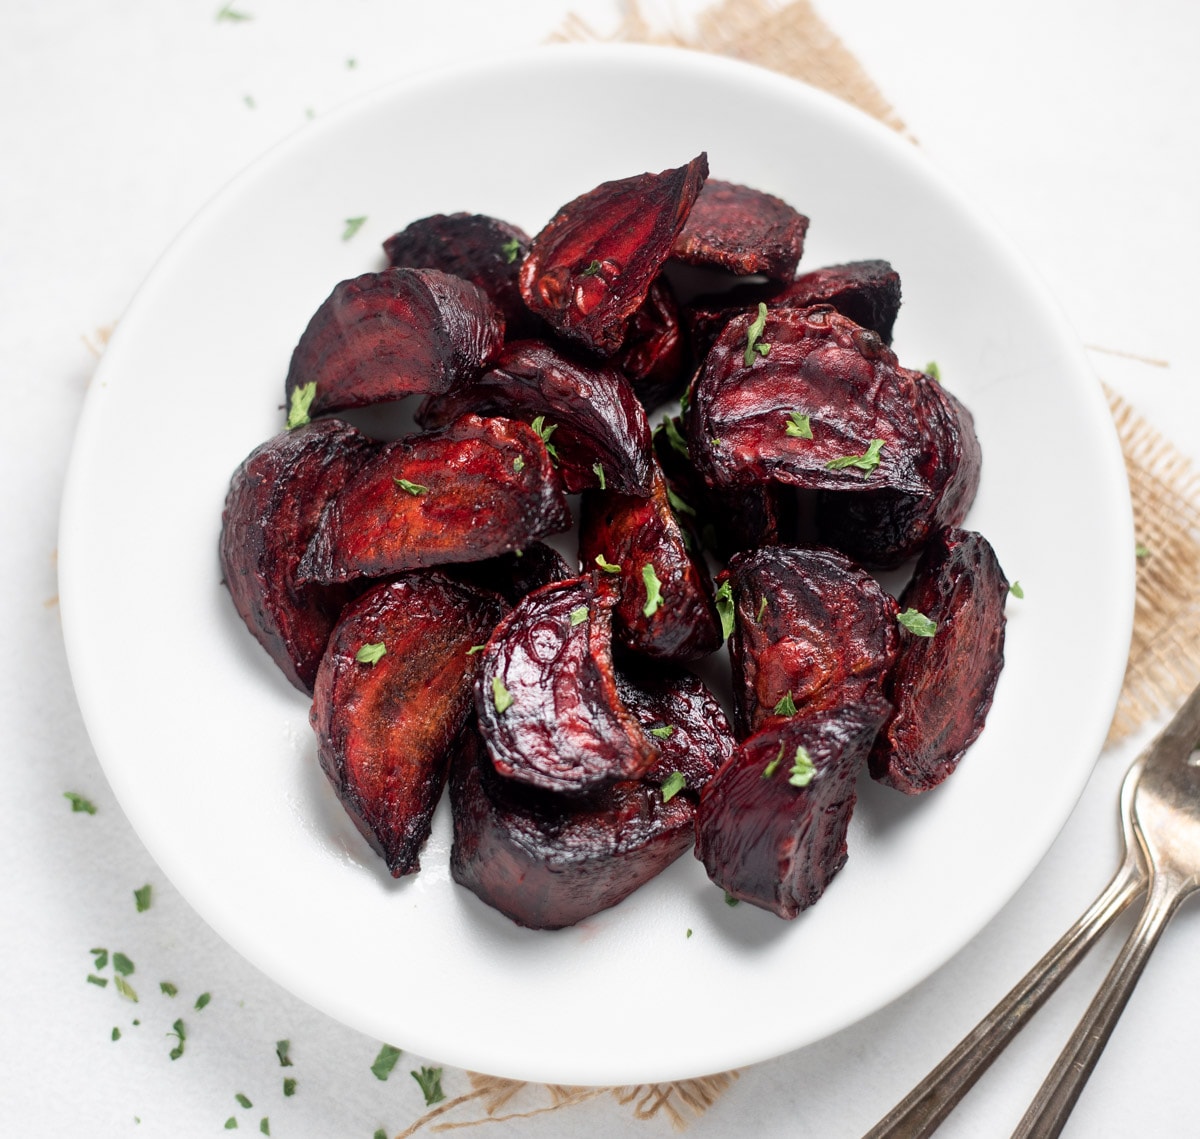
[4,1,1199,1136]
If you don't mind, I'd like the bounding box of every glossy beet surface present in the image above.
[219,419,376,693]
[298,414,570,584]
[723,545,898,738]
[473,576,658,795]
[417,338,654,495]
[519,154,709,355]
[696,697,891,918]
[616,278,690,412]
[310,575,507,876]
[780,259,902,345]
[871,528,1009,794]
[284,268,504,417]
[449,541,572,607]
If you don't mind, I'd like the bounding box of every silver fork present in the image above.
[865,680,1200,1139]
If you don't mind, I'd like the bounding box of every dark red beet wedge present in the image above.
[616,278,690,412]
[695,697,891,918]
[447,541,572,607]
[298,414,570,584]
[219,419,377,693]
[723,545,899,738]
[310,574,508,877]
[416,338,654,495]
[870,527,1009,794]
[473,576,658,796]
[284,267,504,418]
[519,154,709,356]
[779,260,902,345]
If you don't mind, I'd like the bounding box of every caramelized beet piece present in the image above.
[616,278,690,412]
[449,725,697,929]
[474,576,658,795]
[448,541,572,607]
[579,463,722,662]
[310,574,507,876]
[416,339,654,495]
[219,419,376,693]
[870,528,1008,794]
[519,154,709,355]
[780,260,902,345]
[382,212,538,338]
[671,179,809,283]
[298,414,570,584]
[723,546,898,738]
[695,697,891,918]
[284,268,504,418]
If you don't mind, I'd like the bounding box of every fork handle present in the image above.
[863,858,1143,1139]
[1011,870,1190,1138]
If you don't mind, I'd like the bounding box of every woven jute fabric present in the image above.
[395,2,1200,1132]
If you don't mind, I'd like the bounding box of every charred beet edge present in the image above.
[723,545,899,739]
[416,338,654,496]
[780,260,902,345]
[297,414,570,585]
[219,419,377,693]
[870,527,1009,794]
[447,541,572,607]
[519,154,709,356]
[670,178,809,283]
[284,267,504,418]
[310,574,508,877]
[616,278,690,413]
[382,212,540,339]
[579,461,722,662]
[474,576,658,796]
[695,697,891,918]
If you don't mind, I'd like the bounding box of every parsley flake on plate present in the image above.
[133,884,152,913]
[342,216,368,242]
[63,791,97,814]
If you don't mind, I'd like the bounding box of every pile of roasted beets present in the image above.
[219,152,1010,929]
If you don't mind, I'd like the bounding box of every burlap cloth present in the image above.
[385,0,1200,1131]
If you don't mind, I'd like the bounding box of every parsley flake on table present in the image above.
[90,948,108,971]
[785,410,812,439]
[1136,542,1151,559]
[224,1119,238,1131]
[286,381,316,429]
[63,791,97,814]
[370,1042,403,1081]
[743,302,771,366]
[773,692,797,717]
[373,1130,387,1139]
[660,771,687,802]
[355,642,387,665]
[392,477,428,496]
[114,976,138,1002]
[825,437,885,474]
[641,563,664,617]
[112,952,134,977]
[342,216,368,242]
[491,676,513,715]
[168,1018,186,1060]
[195,992,212,1011]
[275,1040,293,1067]
[896,608,938,637]
[788,745,817,788]
[133,884,152,913]
[235,1093,253,1109]
[111,1027,121,1041]
[594,553,621,574]
[282,1077,296,1096]
[259,1120,270,1137]
[87,974,108,988]
[411,1065,446,1106]
[714,579,734,640]
[160,982,178,996]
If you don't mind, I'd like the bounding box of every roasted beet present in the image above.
[448,541,572,607]
[779,260,902,345]
[695,697,891,918]
[723,545,899,738]
[870,528,1008,794]
[416,338,654,495]
[449,725,698,929]
[298,414,570,584]
[616,278,690,412]
[219,419,376,693]
[579,463,722,662]
[473,576,658,795]
[519,154,709,355]
[670,178,809,283]
[382,212,539,338]
[310,575,507,876]
[284,268,504,418]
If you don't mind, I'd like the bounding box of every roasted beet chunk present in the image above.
[219,419,376,693]
[616,278,690,412]
[310,575,507,876]
[449,725,698,929]
[670,179,809,283]
[519,154,708,356]
[474,576,658,795]
[448,541,572,607]
[298,414,570,584]
[870,528,1008,794]
[695,698,891,918]
[416,339,654,495]
[382,212,538,338]
[579,462,722,662]
[723,545,898,738]
[284,268,504,418]
[779,260,902,345]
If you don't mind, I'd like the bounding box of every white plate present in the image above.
[58,44,1134,1085]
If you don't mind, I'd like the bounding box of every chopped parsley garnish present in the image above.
[491,676,513,715]
[235,1093,253,1109]
[1009,581,1024,599]
[594,554,621,574]
[91,949,109,970]
[724,891,740,907]
[87,974,108,988]
[114,976,137,1002]
[773,692,797,717]
[788,745,816,787]
[825,438,885,474]
[756,595,768,622]
[660,771,687,802]
[512,454,525,473]
[714,579,735,640]
[282,1077,296,1096]
[342,216,367,241]
[112,952,134,977]
[743,302,771,366]
[925,360,941,382]
[112,1027,121,1041]
[168,1018,186,1060]
[465,644,487,655]
[665,486,696,517]
[160,982,178,996]
[286,381,316,429]
[224,1120,237,1131]
[259,1120,270,1136]
[195,992,212,1011]
[569,606,589,626]
[500,237,521,264]
[580,259,602,277]
[373,1131,387,1139]
[1136,542,1151,559]
[785,410,813,439]
[411,1065,446,1106]
[657,416,690,459]
[275,1040,294,1067]
[216,2,253,21]
[686,928,693,938]
[530,416,559,460]
[370,1042,403,1081]
[592,461,606,490]
[133,884,152,913]
[896,608,937,637]
[64,791,97,814]
[355,642,387,665]
[641,563,664,617]
[762,743,786,778]
[649,725,674,739]
[392,477,428,496]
